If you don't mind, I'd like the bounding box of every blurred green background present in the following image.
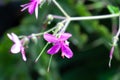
[0,0,120,80]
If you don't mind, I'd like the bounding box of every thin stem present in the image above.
[60,20,71,33]
[53,15,66,19]
[34,27,57,36]
[112,13,120,46]
[47,55,53,72]
[70,13,120,21]
[52,0,70,17]
[112,18,117,35]
[35,43,49,62]
[19,27,56,38]
[115,14,120,37]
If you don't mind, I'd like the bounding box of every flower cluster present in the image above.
[7,0,119,69]
[7,31,73,61]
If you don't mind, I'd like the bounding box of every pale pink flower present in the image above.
[7,33,26,61]
[44,33,73,58]
[21,0,41,18]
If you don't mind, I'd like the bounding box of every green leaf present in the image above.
[107,5,119,14]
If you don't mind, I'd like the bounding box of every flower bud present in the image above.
[31,34,38,44]
[22,36,30,46]
[57,22,64,30]
[47,14,54,24]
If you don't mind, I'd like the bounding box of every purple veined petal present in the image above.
[11,44,21,54]
[44,34,58,43]
[28,1,37,14]
[61,44,73,59]
[60,33,72,41]
[35,3,38,19]
[21,47,27,61]
[47,44,61,54]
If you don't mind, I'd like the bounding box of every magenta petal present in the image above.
[21,5,29,12]
[60,33,72,41]
[47,44,61,54]
[11,44,20,54]
[21,3,29,7]
[30,0,34,1]
[28,2,36,14]
[44,34,58,43]
[61,44,73,58]
[21,47,27,61]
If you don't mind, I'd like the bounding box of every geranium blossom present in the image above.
[44,33,73,58]
[21,0,41,18]
[7,33,27,61]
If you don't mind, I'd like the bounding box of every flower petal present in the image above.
[47,44,61,54]
[60,33,72,41]
[11,44,21,54]
[21,47,27,61]
[35,3,38,19]
[7,33,12,40]
[10,33,21,44]
[44,34,58,43]
[28,2,36,14]
[21,3,29,7]
[21,4,30,12]
[61,44,73,58]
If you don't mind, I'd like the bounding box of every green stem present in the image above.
[52,0,70,18]
[60,20,70,33]
[70,13,120,21]
[33,27,56,36]
[19,27,56,38]
[115,14,120,37]
[35,43,49,62]
[112,13,120,46]
[47,55,53,72]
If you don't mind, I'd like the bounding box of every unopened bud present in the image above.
[47,14,54,24]
[31,34,38,44]
[57,22,64,30]
[22,36,30,46]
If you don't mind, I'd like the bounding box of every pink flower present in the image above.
[7,33,27,61]
[44,33,73,58]
[21,0,41,18]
